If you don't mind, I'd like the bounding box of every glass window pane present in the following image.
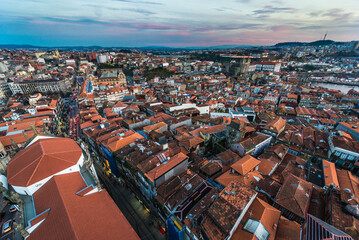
[243,219,259,233]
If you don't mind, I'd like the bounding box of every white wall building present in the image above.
[7,136,93,196]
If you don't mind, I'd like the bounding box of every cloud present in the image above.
[123,8,156,15]
[40,17,115,26]
[308,11,321,17]
[323,8,352,19]
[133,23,186,30]
[3,0,358,47]
[271,25,293,32]
[161,31,190,36]
[193,23,261,32]
[16,15,262,34]
[253,5,297,18]
[112,0,163,5]
[235,0,251,3]
[215,6,238,12]
[307,8,352,19]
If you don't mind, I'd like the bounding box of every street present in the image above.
[0,202,20,240]
[68,93,80,140]
[95,164,165,240]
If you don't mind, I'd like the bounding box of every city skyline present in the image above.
[1,0,359,47]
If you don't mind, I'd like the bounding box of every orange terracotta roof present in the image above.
[231,155,261,175]
[113,102,127,108]
[3,111,14,119]
[216,149,240,165]
[145,152,188,182]
[143,122,167,132]
[179,135,204,149]
[322,160,339,188]
[7,138,82,187]
[215,170,262,189]
[190,125,226,136]
[232,197,281,240]
[7,121,39,133]
[276,216,301,240]
[275,174,313,219]
[9,102,21,108]
[107,132,143,152]
[30,172,139,240]
[258,158,278,176]
[0,131,35,147]
[265,117,286,133]
[222,117,231,125]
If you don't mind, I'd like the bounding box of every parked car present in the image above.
[9,205,17,213]
[2,220,12,233]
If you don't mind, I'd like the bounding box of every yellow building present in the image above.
[96,70,127,86]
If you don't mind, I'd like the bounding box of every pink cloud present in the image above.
[161,31,190,36]
[134,23,186,31]
[102,28,139,35]
[271,25,293,32]
[205,31,218,36]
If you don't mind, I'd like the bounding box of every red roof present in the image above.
[145,152,188,182]
[7,138,82,187]
[231,155,261,175]
[29,172,139,240]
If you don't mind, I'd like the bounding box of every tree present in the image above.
[14,223,29,238]
[143,67,174,81]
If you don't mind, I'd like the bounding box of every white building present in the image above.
[165,103,210,116]
[0,62,8,73]
[6,136,92,195]
[248,62,281,73]
[97,54,111,64]
[5,136,140,240]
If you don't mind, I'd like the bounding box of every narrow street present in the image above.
[0,200,21,240]
[95,164,165,240]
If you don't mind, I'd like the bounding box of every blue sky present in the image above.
[1,0,358,47]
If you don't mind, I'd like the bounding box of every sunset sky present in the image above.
[1,0,358,47]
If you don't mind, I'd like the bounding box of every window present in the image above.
[334,151,341,157]
[340,153,348,160]
[347,155,355,161]
[0,152,5,159]
[243,218,270,240]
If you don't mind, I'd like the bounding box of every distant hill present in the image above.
[0,44,256,51]
[0,44,48,50]
[274,40,337,47]
[0,44,108,50]
[1,41,354,51]
[187,45,255,49]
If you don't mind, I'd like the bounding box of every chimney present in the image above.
[23,131,29,141]
[163,143,168,150]
[272,224,277,230]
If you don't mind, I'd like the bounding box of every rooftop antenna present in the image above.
[323,31,328,41]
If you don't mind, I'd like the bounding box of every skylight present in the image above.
[243,218,270,240]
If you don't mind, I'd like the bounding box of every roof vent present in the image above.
[157,153,167,163]
[272,224,277,230]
